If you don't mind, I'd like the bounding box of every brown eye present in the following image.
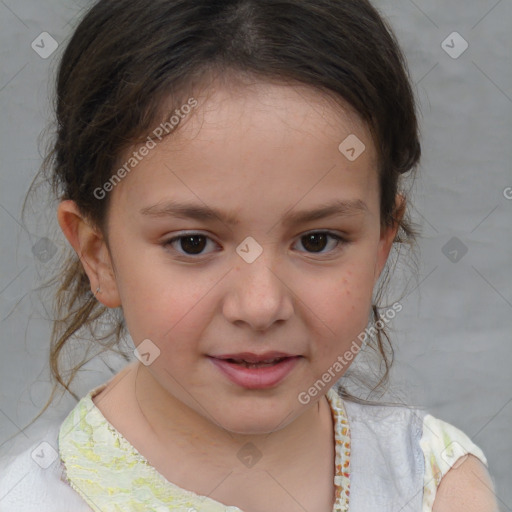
[297,232,345,254]
[179,235,208,254]
[163,233,216,256]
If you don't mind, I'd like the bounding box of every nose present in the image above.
[222,253,294,332]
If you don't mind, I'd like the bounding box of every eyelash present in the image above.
[161,231,348,259]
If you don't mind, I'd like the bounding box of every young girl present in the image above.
[0,0,499,511]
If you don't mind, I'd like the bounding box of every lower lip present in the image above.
[208,356,301,389]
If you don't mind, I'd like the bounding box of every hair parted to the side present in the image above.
[23,0,421,426]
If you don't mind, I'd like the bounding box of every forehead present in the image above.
[172,78,374,154]
[110,79,380,223]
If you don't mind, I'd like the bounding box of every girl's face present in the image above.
[102,80,397,434]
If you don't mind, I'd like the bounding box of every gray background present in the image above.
[0,0,511,509]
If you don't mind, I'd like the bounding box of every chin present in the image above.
[221,422,283,436]
[212,409,297,436]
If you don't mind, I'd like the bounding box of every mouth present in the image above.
[219,357,291,368]
[210,351,299,366]
[208,353,302,389]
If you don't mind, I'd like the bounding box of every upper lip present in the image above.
[210,351,298,363]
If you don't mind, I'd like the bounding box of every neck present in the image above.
[133,362,333,473]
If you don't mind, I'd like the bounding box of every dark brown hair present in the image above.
[25,0,421,424]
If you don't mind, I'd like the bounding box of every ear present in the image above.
[57,200,121,308]
[374,193,406,284]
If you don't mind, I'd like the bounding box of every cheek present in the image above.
[112,251,213,344]
[300,266,375,351]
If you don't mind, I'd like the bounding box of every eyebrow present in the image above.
[139,198,368,227]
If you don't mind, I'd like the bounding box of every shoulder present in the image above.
[431,454,498,512]
[0,425,92,512]
[339,394,498,511]
[420,413,498,512]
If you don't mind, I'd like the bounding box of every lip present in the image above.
[211,351,297,363]
[208,355,301,389]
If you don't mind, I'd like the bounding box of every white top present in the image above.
[0,383,489,512]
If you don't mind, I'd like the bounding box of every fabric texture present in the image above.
[0,424,92,512]
[0,381,489,512]
[57,383,351,512]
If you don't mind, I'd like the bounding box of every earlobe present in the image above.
[57,200,121,308]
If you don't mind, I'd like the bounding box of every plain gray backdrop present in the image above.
[0,0,511,508]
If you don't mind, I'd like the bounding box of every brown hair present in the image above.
[24,0,421,426]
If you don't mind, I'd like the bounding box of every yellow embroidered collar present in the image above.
[58,383,351,512]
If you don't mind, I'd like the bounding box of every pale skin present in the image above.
[57,79,498,512]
